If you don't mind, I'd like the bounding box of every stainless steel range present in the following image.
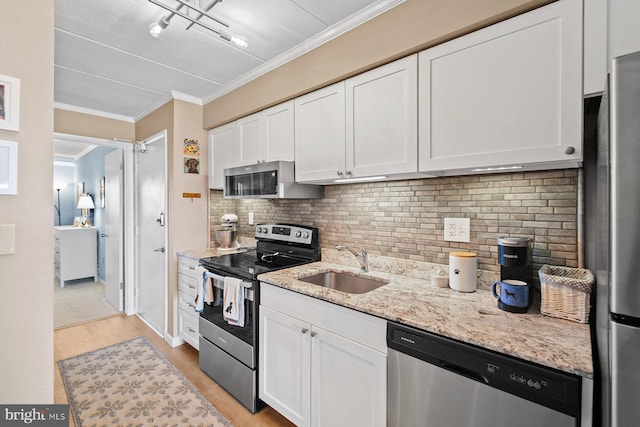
[198,223,320,413]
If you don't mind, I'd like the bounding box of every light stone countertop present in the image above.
[257,258,593,378]
[177,237,257,260]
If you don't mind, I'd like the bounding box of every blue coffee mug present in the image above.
[492,279,529,313]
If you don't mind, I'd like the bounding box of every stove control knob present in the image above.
[302,232,309,239]
[295,231,302,237]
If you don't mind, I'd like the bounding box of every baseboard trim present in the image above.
[166,333,185,348]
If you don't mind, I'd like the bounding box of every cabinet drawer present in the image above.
[178,290,198,315]
[179,309,199,349]
[178,256,199,278]
[179,273,198,297]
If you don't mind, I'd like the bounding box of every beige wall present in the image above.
[54,108,135,141]
[0,0,54,403]
[203,0,553,128]
[136,100,208,339]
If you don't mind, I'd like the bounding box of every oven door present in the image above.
[199,270,256,368]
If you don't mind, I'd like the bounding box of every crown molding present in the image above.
[203,0,406,104]
[54,102,135,123]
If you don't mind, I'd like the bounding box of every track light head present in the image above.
[149,16,170,38]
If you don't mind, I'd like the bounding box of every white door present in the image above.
[104,150,123,311]
[135,131,167,337]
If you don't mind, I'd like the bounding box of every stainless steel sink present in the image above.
[299,271,388,294]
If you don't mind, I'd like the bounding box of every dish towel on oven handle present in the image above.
[223,276,245,327]
[195,266,215,313]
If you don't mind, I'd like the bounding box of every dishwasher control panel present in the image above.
[387,322,581,418]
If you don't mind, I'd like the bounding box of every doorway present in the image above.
[134,131,167,338]
[53,134,135,328]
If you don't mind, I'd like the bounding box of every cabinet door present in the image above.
[208,123,238,189]
[237,112,262,165]
[311,326,386,427]
[419,0,582,174]
[259,306,311,426]
[263,100,295,162]
[346,54,418,178]
[294,82,346,182]
[609,0,640,61]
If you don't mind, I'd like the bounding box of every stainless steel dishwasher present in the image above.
[387,322,583,427]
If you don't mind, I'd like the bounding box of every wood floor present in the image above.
[54,314,295,427]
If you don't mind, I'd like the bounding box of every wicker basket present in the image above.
[538,265,595,323]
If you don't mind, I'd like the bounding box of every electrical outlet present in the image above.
[444,218,470,243]
[248,212,254,225]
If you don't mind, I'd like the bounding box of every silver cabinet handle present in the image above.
[301,328,309,334]
[187,327,196,333]
[310,331,317,337]
[565,146,576,155]
[337,171,343,176]
[346,171,352,177]
[157,213,165,226]
[153,247,165,253]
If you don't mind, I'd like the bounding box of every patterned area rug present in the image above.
[58,336,233,427]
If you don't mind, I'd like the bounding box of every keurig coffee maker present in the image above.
[496,237,532,312]
[497,236,532,283]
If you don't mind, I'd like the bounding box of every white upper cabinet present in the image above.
[346,54,418,178]
[294,82,346,182]
[418,0,583,175]
[208,122,238,189]
[238,100,295,165]
[608,0,640,61]
[584,0,607,95]
[295,55,419,183]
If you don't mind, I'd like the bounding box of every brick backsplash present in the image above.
[209,169,579,276]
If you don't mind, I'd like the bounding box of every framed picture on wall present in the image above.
[0,74,20,131]
[0,140,18,195]
[99,177,105,208]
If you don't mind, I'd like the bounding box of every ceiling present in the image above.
[54,0,402,124]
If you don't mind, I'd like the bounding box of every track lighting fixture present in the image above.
[147,0,247,48]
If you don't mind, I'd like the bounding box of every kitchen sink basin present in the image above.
[299,271,389,294]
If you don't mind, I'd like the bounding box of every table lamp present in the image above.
[77,193,95,227]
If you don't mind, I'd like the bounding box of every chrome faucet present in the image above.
[336,242,368,272]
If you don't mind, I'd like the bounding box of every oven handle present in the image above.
[201,269,254,302]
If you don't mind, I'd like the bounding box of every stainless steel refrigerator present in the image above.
[592,50,640,427]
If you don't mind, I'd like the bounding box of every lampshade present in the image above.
[77,194,95,210]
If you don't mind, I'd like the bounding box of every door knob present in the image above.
[153,247,166,253]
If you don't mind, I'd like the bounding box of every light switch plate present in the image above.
[0,224,16,255]
[444,218,470,243]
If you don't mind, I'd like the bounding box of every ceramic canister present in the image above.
[449,251,478,292]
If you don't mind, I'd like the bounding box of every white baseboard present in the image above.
[166,333,184,348]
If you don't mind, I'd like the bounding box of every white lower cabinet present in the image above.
[259,283,386,427]
[177,254,199,349]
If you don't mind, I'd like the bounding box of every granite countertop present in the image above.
[258,260,593,378]
[177,237,257,260]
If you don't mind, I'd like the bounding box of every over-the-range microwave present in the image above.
[223,160,323,199]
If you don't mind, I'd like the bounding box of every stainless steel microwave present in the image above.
[223,161,323,199]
